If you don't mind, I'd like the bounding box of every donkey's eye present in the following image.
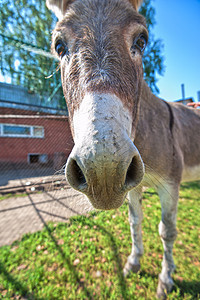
[135,35,147,53]
[131,34,147,54]
[55,40,69,58]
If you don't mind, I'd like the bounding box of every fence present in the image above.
[0,96,74,192]
[0,61,73,200]
[0,30,75,192]
[0,4,92,251]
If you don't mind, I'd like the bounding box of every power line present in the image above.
[0,33,57,60]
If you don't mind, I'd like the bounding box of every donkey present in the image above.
[46,0,200,298]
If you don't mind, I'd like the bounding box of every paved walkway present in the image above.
[0,165,56,188]
[0,186,92,247]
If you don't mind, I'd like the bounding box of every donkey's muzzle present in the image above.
[65,144,144,210]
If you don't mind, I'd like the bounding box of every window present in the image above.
[4,125,31,136]
[28,153,48,164]
[29,154,40,163]
[0,123,44,138]
[33,126,43,137]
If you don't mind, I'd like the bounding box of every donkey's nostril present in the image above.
[125,155,144,190]
[66,158,87,191]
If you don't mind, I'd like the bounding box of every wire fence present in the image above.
[0,98,73,193]
[0,87,93,247]
[0,4,92,250]
[0,47,93,247]
[0,38,75,199]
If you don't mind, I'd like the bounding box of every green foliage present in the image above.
[0,0,66,109]
[140,0,165,94]
[0,182,199,299]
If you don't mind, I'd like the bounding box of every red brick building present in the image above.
[0,83,73,167]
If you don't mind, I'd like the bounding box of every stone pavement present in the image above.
[0,164,56,188]
[0,186,92,247]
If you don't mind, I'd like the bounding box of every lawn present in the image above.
[0,181,199,299]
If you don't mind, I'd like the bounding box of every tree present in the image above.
[0,0,164,102]
[0,0,66,109]
[140,0,165,94]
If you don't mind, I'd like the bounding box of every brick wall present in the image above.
[0,107,74,164]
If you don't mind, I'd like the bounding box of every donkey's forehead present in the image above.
[53,0,146,35]
[47,0,143,20]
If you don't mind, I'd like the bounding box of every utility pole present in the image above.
[181,84,185,99]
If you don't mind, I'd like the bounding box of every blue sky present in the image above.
[153,0,200,102]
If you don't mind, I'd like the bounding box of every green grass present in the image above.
[0,193,28,202]
[0,182,199,299]
[0,191,43,202]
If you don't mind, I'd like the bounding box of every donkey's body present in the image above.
[46,0,200,297]
[126,82,200,297]
[136,82,200,186]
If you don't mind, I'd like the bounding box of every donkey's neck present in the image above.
[134,80,175,178]
[140,81,167,112]
[135,80,170,143]
[136,80,170,133]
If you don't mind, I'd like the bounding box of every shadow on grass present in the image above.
[139,269,158,280]
[43,190,129,298]
[26,191,94,299]
[75,214,129,300]
[0,181,93,299]
[2,178,199,299]
[0,185,129,299]
[136,270,200,299]
[174,279,200,299]
[0,261,42,300]
[30,190,130,299]
[180,181,200,191]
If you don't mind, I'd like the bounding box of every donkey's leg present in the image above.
[156,184,179,299]
[123,187,143,276]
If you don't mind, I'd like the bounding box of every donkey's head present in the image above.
[47,0,147,209]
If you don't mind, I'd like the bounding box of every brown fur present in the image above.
[136,82,200,182]
[51,0,147,134]
[46,0,142,19]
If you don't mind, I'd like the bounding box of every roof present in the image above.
[174,97,194,104]
[0,82,67,115]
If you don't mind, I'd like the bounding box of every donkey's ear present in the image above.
[46,0,71,20]
[129,0,143,11]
